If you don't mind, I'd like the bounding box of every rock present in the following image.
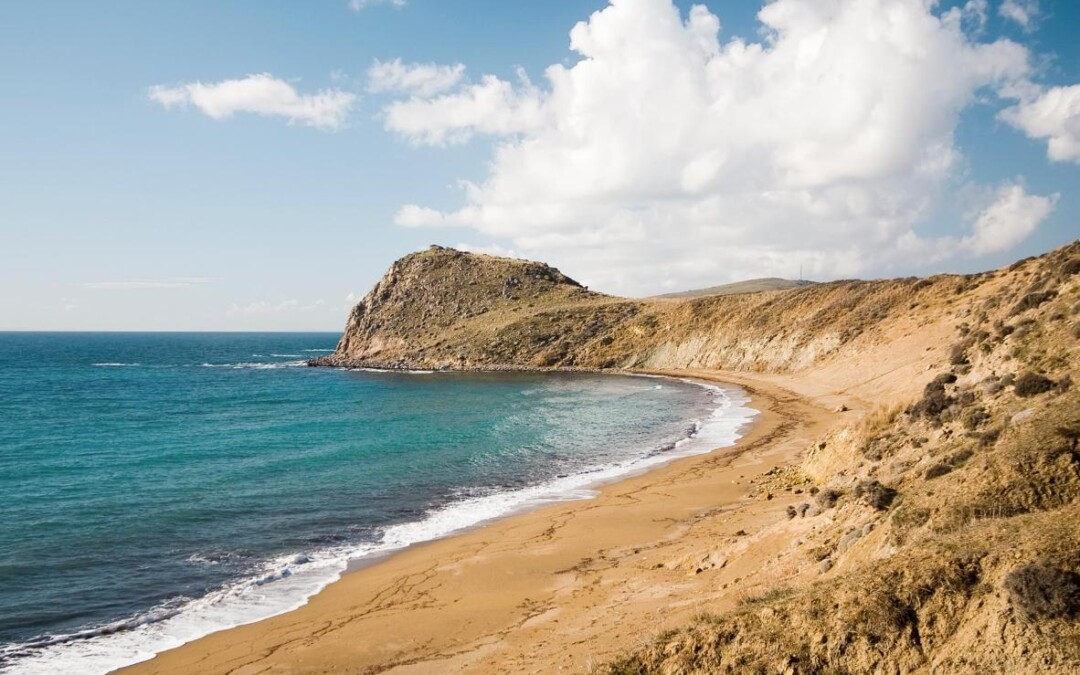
[819,558,834,573]
[837,529,864,553]
[797,503,811,517]
[1011,408,1036,424]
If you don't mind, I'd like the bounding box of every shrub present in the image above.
[854,480,898,510]
[1061,258,1080,277]
[1056,425,1080,450]
[931,372,958,387]
[1009,291,1057,316]
[815,488,843,509]
[1056,375,1073,394]
[925,463,953,479]
[1014,372,1055,398]
[961,406,990,430]
[1003,563,1080,620]
[910,378,954,420]
[976,427,1001,447]
[949,339,973,366]
[949,448,974,465]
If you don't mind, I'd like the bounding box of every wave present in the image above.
[301,349,334,353]
[349,367,437,375]
[199,361,308,370]
[347,365,436,375]
[0,378,756,675]
[91,363,141,368]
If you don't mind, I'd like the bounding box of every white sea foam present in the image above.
[91,363,141,368]
[349,367,436,375]
[302,349,334,353]
[199,361,308,370]
[0,377,756,675]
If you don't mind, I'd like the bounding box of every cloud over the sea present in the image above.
[374,0,1062,295]
[81,278,211,291]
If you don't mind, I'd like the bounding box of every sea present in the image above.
[0,332,756,674]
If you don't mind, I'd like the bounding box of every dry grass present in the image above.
[596,239,1080,674]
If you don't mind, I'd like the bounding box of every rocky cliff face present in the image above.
[319,244,629,369]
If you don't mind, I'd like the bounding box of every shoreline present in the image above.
[112,368,841,675]
[4,370,748,675]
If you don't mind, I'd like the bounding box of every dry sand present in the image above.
[116,370,847,675]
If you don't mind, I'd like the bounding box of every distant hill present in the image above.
[654,277,815,299]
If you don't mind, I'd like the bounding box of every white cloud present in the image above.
[1000,84,1080,163]
[384,70,548,145]
[455,243,524,260]
[349,0,406,10]
[368,59,465,97]
[81,278,211,291]
[380,0,1050,294]
[999,0,1039,29]
[961,183,1058,254]
[149,74,356,131]
[959,0,989,32]
[227,299,328,317]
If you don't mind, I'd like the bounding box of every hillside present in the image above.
[316,241,1080,673]
[316,244,1002,379]
[655,277,815,299]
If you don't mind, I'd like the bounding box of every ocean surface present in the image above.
[0,332,756,674]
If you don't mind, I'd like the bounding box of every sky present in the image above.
[1,0,1078,331]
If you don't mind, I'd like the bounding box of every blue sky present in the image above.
[1,0,1077,330]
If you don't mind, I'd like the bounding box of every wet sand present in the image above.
[116,369,844,675]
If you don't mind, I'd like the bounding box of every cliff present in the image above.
[320,240,1080,673]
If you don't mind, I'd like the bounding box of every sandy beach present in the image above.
[112,368,851,675]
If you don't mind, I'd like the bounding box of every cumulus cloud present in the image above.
[999,0,1039,29]
[959,0,989,32]
[1000,84,1080,163]
[349,0,405,10]
[149,73,356,131]
[961,183,1058,255]
[376,0,1053,294]
[368,59,465,97]
[384,69,547,145]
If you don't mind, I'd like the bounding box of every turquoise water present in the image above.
[0,333,755,674]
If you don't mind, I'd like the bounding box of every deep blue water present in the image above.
[0,332,754,674]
